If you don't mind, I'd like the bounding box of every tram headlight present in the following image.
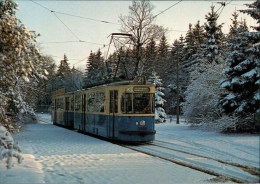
[136,120,146,126]
[139,120,146,126]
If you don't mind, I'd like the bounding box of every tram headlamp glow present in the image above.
[136,120,146,126]
[139,120,146,126]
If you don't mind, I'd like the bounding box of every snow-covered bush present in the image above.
[183,64,224,125]
[198,115,238,132]
[0,125,22,169]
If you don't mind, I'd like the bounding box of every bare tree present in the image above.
[119,0,165,76]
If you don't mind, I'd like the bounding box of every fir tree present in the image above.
[156,33,170,85]
[0,0,46,130]
[148,71,167,123]
[204,6,224,64]
[0,0,46,167]
[229,11,239,36]
[143,38,157,77]
[166,38,185,115]
[193,21,205,47]
[56,54,71,78]
[220,1,260,131]
[85,50,105,87]
[240,0,260,32]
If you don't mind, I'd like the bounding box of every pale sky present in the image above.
[15,1,255,70]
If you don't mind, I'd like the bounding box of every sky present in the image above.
[15,1,256,70]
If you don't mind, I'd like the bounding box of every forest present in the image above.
[0,0,259,136]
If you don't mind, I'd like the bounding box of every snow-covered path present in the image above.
[0,114,259,184]
[156,119,260,169]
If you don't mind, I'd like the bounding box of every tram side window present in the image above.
[56,98,64,110]
[121,93,132,113]
[96,91,105,112]
[87,92,95,112]
[70,97,74,111]
[65,97,70,111]
[75,95,81,111]
[121,93,153,114]
[110,91,118,113]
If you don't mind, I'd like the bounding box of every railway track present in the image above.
[36,116,52,124]
[120,140,260,183]
[37,116,259,183]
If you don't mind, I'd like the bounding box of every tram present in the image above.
[51,76,156,143]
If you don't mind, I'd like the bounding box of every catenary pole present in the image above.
[176,43,180,124]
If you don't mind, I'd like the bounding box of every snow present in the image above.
[0,113,259,183]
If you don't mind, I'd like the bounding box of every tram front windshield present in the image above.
[121,93,154,114]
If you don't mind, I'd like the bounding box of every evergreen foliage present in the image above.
[204,6,224,64]
[148,71,167,123]
[0,0,46,130]
[56,54,71,78]
[143,38,157,77]
[220,1,260,131]
[156,34,170,81]
[84,50,106,87]
[0,0,52,168]
[239,0,260,32]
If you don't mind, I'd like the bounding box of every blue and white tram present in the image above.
[51,77,156,143]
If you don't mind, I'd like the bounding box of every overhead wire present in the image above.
[52,12,81,41]
[154,0,183,17]
[31,0,238,66]
[40,40,105,46]
[218,0,233,17]
[30,0,120,26]
[54,11,120,26]
[30,0,108,66]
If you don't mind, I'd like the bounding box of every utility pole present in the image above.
[176,43,180,124]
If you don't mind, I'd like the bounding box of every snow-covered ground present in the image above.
[0,114,259,184]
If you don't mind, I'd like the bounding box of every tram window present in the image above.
[133,94,151,113]
[121,93,154,114]
[75,95,81,111]
[109,91,118,113]
[121,93,133,113]
[96,91,105,112]
[56,98,64,110]
[87,92,95,112]
[65,97,70,111]
[70,97,74,111]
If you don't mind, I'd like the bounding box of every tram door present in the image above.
[81,94,86,131]
[54,99,57,124]
[65,97,70,126]
[108,90,118,138]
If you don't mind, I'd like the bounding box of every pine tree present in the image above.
[193,21,205,47]
[105,52,117,80]
[0,0,46,130]
[220,1,260,131]
[166,38,185,115]
[229,11,239,36]
[240,0,260,32]
[56,54,71,78]
[148,71,167,123]
[0,0,46,168]
[204,6,224,64]
[181,21,206,82]
[143,38,157,77]
[84,50,105,87]
[156,33,170,86]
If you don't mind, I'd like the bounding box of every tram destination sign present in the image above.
[133,86,150,92]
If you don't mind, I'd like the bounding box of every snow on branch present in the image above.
[0,125,23,169]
